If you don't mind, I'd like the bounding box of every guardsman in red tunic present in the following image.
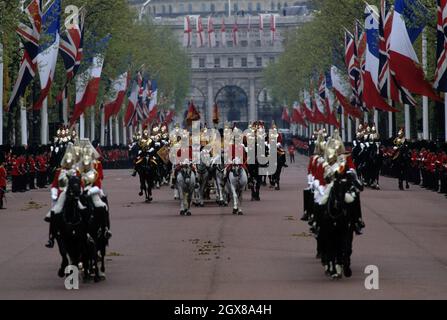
[0,159,7,209]
[36,154,48,188]
[27,154,37,190]
[10,155,19,193]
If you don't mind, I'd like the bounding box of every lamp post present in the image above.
[139,0,152,21]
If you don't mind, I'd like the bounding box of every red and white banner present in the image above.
[220,17,226,47]
[208,16,216,48]
[270,15,277,44]
[197,16,205,48]
[183,16,192,47]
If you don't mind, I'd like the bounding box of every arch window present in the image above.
[202,3,207,12]
[234,3,239,13]
[211,4,215,12]
[188,3,193,14]
[179,4,184,13]
[271,2,275,11]
[162,5,166,14]
[248,3,253,12]
[256,3,262,11]
[168,5,172,14]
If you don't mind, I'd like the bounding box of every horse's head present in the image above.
[66,175,82,200]
[231,158,243,177]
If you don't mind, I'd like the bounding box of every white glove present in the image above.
[344,192,356,204]
[307,174,314,186]
[155,142,161,147]
[88,186,101,196]
[312,179,320,190]
[317,185,325,196]
[51,188,59,201]
[365,142,370,148]
[149,148,155,154]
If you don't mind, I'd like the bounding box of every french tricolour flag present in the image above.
[363,5,397,112]
[389,0,439,101]
[124,77,140,127]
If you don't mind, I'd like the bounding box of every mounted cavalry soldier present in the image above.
[303,129,365,279]
[45,140,111,248]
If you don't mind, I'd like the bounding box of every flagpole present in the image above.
[62,88,68,125]
[122,117,127,146]
[341,111,346,142]
[364,111,369,124]
[0,42,3,145]
[374,109,379,128]
[100,107,105,146]
[80,113,85,139]
[41,98,48,144]
[20,98,28,146]
[388,98,393,138]
[114,117,120,145]
[90,107,95,141]
[422,29,429,141]
[347,116,352,142]
[109,118,113,146]
[404,104,411,139]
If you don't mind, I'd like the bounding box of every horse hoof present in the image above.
[139,192,143,196]
[58,268,65,278]
[343,266,352,278]
[94,276,101,283]
[238,210,243,216]
[180,211,185,216]
[186,211,192,216]
[199,203,204,207]
[233,209,238,215]
[101,266,105,273]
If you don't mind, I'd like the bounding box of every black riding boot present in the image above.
[45,212,56,249]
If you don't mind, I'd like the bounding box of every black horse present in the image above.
[53,176,101,282]
[319,171,363,279]
[134,153,157,203]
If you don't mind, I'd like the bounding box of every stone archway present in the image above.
[215,85,249,125]
[189,86,207,121]
[257,88,279,125]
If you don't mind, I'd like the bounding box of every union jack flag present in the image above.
[435,0,447,92]
[7,0,42,111]
[378,0,416,105]
[59,8,85,82]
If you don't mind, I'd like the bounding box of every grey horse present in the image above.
[176,163,197,216]
[226,159,248,215]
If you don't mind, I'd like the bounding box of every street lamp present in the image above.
[139,0,152,21]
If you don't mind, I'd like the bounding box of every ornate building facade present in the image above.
[132,0,311,126]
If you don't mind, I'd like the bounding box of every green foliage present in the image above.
[264,0,438,107]
[1,0,189,116]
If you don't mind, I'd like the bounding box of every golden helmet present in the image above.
[61,150,75,169]
[314,131,326,156]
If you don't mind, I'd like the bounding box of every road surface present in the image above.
[0,154,446,299]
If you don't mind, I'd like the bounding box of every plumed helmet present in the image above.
[314,130,326,156]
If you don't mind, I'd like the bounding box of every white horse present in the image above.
[176,163,197,216]
[194,161,210,207]
[213,163,227,206]
[226,159,248,215]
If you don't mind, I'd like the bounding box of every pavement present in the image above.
[0,154,446,300]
